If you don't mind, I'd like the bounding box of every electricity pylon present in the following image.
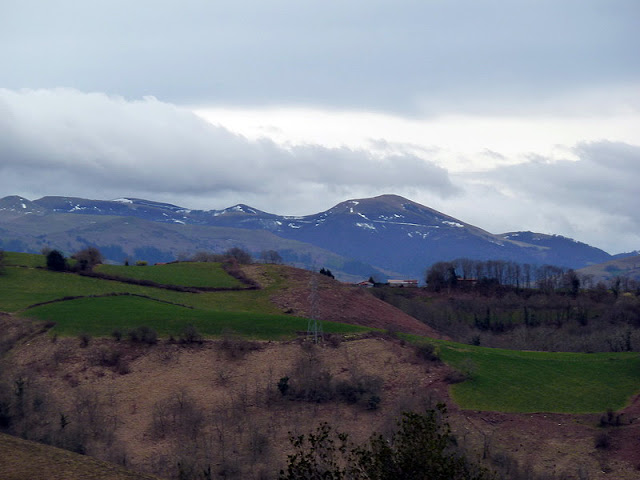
[307,272,323,344]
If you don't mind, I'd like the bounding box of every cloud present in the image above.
[2,1,638,115]
[0,88,458,214]
[445,143,640,253]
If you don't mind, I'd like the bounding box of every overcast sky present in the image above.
[1,0,639,254]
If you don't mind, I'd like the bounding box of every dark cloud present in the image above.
[0,88,457,213]
[1,1,638,114]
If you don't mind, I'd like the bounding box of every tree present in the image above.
[0,249,5,275]
[224,247,253,264]
[72,247,103,272]
[280,406,495,480]
[425,262,457,292]
[260,249,283,264]
[46,250,67,271]
[319,268,335,279]
[561,269,580,297]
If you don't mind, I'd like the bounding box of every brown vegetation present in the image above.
[1,314,639,479]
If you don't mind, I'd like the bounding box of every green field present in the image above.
[3,251,46,268]
[95,262,243,288]
[1,253,368,340]
[22,295,369,339]
[436,342,640,413]
[1,261,276,313]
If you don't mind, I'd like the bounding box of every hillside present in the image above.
[0,193,616,279]
[1,252,640,479]
[0,432,162,480]
[577,254,640,284]
[0,251,435,338]
[2,319,639,480]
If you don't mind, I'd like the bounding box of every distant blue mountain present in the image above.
[0,194,614,279]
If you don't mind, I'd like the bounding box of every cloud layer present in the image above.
[2,1,638,114]
[0,88,457,212]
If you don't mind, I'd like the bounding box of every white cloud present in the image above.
[0,88,457,214]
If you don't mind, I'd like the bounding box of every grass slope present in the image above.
[95,262,243,288]
[438,342,640,413]
[1,253,368,340]
[24,295,368,339]
[0,432,162,480]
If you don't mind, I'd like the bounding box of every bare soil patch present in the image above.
[264,266,444,337]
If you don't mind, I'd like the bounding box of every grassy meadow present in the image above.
[95,262,244,288]
[436,341,640,413]
[23,294,369,339]
[2,253,368,340]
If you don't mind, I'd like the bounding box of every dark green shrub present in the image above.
[128,326,158,345]
[414,342,439,362]
[46,250,67,271]
[278,376,290,396]
[279,406,495,480]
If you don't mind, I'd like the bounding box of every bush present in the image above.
[111,329,123,342]
[414,342,440,362]
[46,250,67,271]
[219,330,260,359]
[224,247,253,265]
[91,346,130,374]
[279,406,495,480]
[128,326,158,345]
[71,247,103,272]
[278,376,290,396]
[335,375,382,406]
[78,332,91,348]
[179,324,203,345]
[599,409,623,427]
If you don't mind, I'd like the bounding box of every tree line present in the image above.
[425,258,638,295]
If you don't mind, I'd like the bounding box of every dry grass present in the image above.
[0,432,162,480]
[2,319,640,479]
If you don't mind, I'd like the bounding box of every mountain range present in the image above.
[0,194,631,281]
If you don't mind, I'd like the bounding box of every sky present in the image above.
[1,0,639,254]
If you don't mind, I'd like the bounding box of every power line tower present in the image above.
[307,272,323,344]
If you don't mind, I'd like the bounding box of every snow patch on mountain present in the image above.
[356,222,376,231]
[442,221,464,228]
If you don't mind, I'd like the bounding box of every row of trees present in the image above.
[424,258,636,294]
[39,246,285,271]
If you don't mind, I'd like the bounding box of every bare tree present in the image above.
[260,250,282,264]
[72,247,104,271]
